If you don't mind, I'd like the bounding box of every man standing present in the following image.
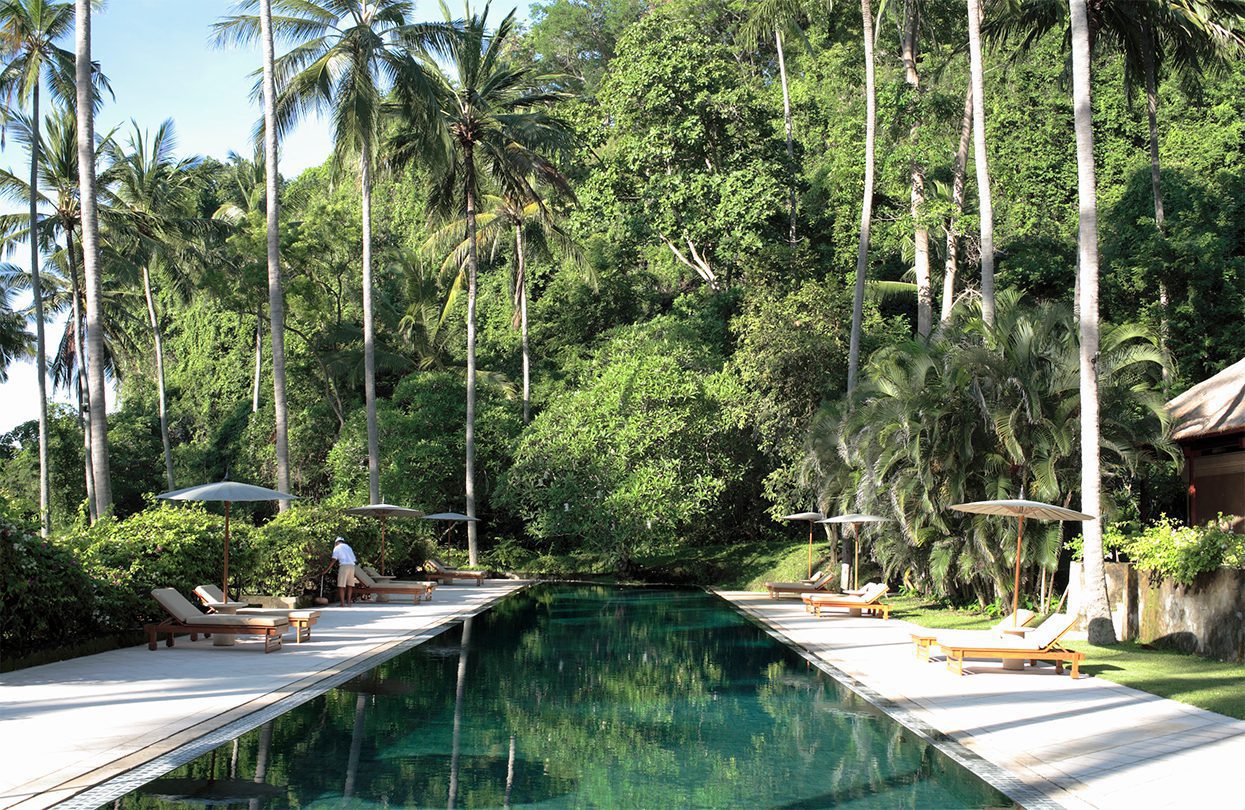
[323,536,358,607]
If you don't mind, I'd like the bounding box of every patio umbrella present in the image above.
[950,499,1095,624]
[344,503,424,575]
[158,481,297,600]
[423,512,479,552]
[817,514,891,590]
[780,511,825,578]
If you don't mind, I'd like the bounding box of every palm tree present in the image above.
[392,5,573,565]
[75,0,110,516]
[846,0,877,394]
[107,120,203,490]
[940,82,972,325]
[0,0,77,534]
[741,0,808,245]
[900,0,932,337]
[214,0,453,506]
[1068,0,1113,644]
[965,0,996,327]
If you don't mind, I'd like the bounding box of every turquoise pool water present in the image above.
[107,585,1013,808]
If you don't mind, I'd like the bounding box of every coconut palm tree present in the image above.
[390,4,573,565]
[940,82,972,325]
[846,0,877,394]
[74,0,110,516]
[965,0,996,327]
[899,0,932,336]
[1067,0,1113,644]
[0,0,77,534]
[214,0,454,506]
[740,0,809,245]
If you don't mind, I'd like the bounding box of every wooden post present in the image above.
[1012,515,1026,624]
[223,500,231,601]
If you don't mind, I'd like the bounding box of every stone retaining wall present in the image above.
[1068,561,1245,662]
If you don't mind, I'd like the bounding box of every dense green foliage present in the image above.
[1070,516,1245,585]
[2,0,1242,650]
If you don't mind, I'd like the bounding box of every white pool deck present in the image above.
[0,581,526,810]
[717,591,1245,810]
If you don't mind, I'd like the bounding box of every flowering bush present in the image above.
[1072,515,1245,586]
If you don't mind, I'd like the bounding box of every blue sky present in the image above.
[1,0,535,433]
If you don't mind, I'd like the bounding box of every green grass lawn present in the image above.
[886,593,1245,720]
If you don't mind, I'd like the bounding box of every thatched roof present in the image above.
[1167,357,1245,442]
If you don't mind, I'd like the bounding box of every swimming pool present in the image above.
[103,585,1012,808]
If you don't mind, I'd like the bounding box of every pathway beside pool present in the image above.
[0,581,525,810]
[718,591,1245,810]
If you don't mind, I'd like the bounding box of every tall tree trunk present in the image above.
[464,147,480,566]
[776,28,797,244]
[941,82,973,325]
[142,266,175,491]
[252,306,262,413]
[1070,0,1115,645]
[28,81,51,536]
[66,230,96,522]
[77,0,112,515]
[259,0,292,504]
[847,0,877,394]
[902,0,931,337]
[360,145,380,504]
[516,224,531,425]
[966,0,996,326]
[1143,32,1170,390]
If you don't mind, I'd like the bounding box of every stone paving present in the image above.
[718,591,1245,810]
[0,581,525,810]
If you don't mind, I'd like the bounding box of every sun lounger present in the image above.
[425,557,486,585]
[193,585,321,643]
[937,613,1084,677]
[765,570,839,599]
[353,568,436,602]
[146,588,287,653]
[802,582,891,619]
[910,609,1037,661]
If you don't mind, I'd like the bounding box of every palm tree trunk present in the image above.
[142,265,175,491]
[847,0,877,394]
[776,28,796,244]
[360,145,380,504]
[902,0,931,337]
[1143,31,1170,390]
[259,0,292,505]
[1070,0,1115,645]
[464,145,480,566]
[941,82,972,325]
[28,81,51,536]
[66,230,96,522]
[966,0,996,327]
[76,0,112,515]
[516,224,531,425]
[252,306,262,413]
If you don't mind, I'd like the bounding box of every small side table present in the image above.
[207,600,250,646]
[998,625,1032,670]
[373,574,396,602]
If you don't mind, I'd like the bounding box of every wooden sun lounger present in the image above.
[765,570,838,599]
[802,583,891,619]
[910,609,1037,661]
[938,613,1084,677]
[194,585,321,643]
[425,558,485,585]
[353,568,436,602]
[146,588,286,653]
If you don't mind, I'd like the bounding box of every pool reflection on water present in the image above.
[108,585,1014,808]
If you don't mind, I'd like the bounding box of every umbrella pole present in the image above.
[807,522,813,579]
[223,501,231,601]
[853,524,860,591]
[1012,515,1025,624]
[380,517,387,576]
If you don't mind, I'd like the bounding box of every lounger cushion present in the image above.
[992,609,1037,632]
[152,588,289,629]
[153,588,208,623]
[189,614,289,628]
[354,568,430,590]
[194,585,321,620]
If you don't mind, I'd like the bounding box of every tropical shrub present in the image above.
[1077,516,1245,586]
[0,517,98,656]
[804,294,1173,604]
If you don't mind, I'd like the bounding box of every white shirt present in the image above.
[331,543,357,565]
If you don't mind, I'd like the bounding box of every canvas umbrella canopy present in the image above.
[817,514,891,590]
[344,504,424,575]
[158,481,297,600]
[950,499,1095,624]
[423,512,479,551]
[780,511,825,578]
